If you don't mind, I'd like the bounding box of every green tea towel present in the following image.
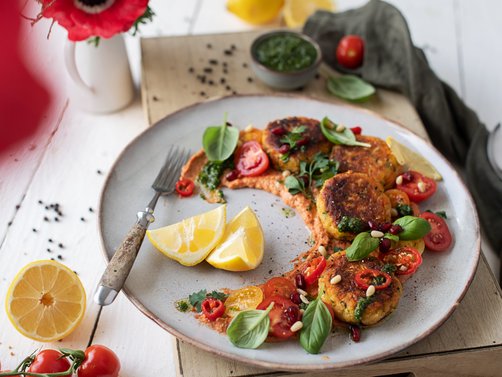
[303,0,502,251]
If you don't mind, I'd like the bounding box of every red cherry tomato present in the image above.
[257,295,298,340]
[336,35,365,69]
[350,126,362,135]
[380,246,423,275]
[27,349,71,376]
[303,256,327,285]
[175,178,195,197]
[234,141,269,177]
[420,212,453,251]
[354,269,392,290]
[263,277,296,298]
[201,298,225,321]
[396,171,437,203]
[77,345,120,377]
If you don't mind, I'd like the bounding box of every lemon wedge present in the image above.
[227,0,284,25]
[386,136,442,181]
[5,260,86,342]
[283,0,334,28]
[206,206,264,271]
[147,205,226,266]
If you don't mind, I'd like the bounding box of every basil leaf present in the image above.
[202,116,239,162]
[384,233,399,242]
[327,75,375,102]
[345,232,380,261]
[226,303,273,349]
[321,117,371,148]
[300,296,332,354]
[284,175,305,195]
[393,216,431,240]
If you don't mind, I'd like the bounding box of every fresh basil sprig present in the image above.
[345,232,380,262]
[202,114,239,162]
[226,302,273,349]
[300,293,332,354]
[327,75,375,102]
[321,117,371,148]
[393,216,431,240]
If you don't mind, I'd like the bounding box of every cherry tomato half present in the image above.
[201,298,225,321]
[263,277,296,298]
[224,286,263,317]
[235,141,270,177]
[354,269,392,290]
[420,212,452,252]
[77,345,120,377]
[396,171,437,203]
[303,256,327,285]
[257,295,299,340]
[380,246,423,276]
[336,35,365,69]
[27,349,71,376]
[175,178,195,197]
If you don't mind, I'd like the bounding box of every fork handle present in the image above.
[94,210,154,306]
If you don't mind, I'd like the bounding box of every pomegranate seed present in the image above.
[402,172,413,182]
[296,136,310,147]
[271,126,287,136]
[225,170,239,181]
[299,175,309,186]
[350,126,362,135]
[368,220,379,231]
[284,306,300,325]
[278,144,290,154]
[349,325,361,342]
[379,222,392,232]
[389,224,403,235]
[290,292,302,305]
[379,238,391,253]
[295,273,306,290]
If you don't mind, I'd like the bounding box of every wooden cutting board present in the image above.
[140,31,502,377]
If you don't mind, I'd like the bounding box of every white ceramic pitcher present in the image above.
[64,34,134,114]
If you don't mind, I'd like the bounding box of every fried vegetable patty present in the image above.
[317,172,391,240]
[330,135,402,189]
[319,252,402,325]
[262,117,331,173]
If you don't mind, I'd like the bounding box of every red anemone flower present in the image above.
[41,0,149,41]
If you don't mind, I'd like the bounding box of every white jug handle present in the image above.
[64,41,94,93]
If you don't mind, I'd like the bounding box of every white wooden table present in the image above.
[1,1,500,375]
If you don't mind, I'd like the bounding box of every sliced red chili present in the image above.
[175,178,195,197]
[201,298,225,321]
[303,256,327,285]
[354,268,392,290]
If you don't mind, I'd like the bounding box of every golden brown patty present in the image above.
[330,135,402,189]
[262,117,331,173]
[319,252,402,325]
[317,172,391,240]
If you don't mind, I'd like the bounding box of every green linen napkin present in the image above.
[303,0,502,251]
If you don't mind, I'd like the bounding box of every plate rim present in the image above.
[97,93,481,371]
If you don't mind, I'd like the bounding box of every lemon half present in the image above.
[147,205,226,266]
[206,206,264,271]
[5,260,86,342]
[283,0,334,28]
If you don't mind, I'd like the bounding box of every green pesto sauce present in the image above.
[256,35,317,72]
[197,159,233,191]
[355,296,374,322]
[337,216,366,233]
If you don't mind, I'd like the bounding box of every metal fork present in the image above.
[94,145,191,306]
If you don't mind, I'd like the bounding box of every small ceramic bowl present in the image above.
[250,30,322,90]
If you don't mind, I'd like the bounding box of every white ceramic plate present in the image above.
[98,95,480,371]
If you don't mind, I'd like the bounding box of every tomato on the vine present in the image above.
[234,141,270,177]
[257,295,299,340]
[303,256,327,285]
[263,277,296,298]
[27,349,71,376]
[336,35,365,69]
[201,298,225,321]
[77,345,120,377]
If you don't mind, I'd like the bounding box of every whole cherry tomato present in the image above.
[77,345,120,377]
[234,141,270,177]
[27,349,71,376]
[201,298,225,321]
[420,212,452,252]
[175,178,195,197]
[336,35,365,69]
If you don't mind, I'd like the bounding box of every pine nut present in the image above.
[417,181,426,193]
[366,285,376,297]
[297,288,308,296]
[336,124,346,132]
[399,265,408,272]
[391,208,398,217]
[396,175,403,185]
[318,245,327,257]
[290,321,303,332]
[370,230,384,238]
[282,170,291,177]
[330,274,342,285]
[300,294,310,305]
[244,124,253,131]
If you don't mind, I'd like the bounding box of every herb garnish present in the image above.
[327,75,375,102]
[197,159,234,191]
[202,114,239,162]
[381,264,397,274]
[392,216,431,240]
[320,117,371,148]
[175,299,191,312]
[337,216,366,234]
[300,291,332,354]
[188,289,228,312]
[355,296,374,322]
[345,232,380,262]
[226,302,274,349]
[426,209,447,219]
[396,203,412,217]
[280,125,307,162]
[284,152,339,198]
